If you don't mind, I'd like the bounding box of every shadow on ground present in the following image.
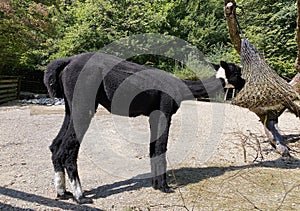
[1,103,299,209]
[86,156,300,200]
[0,187,103,211]
[1,150,299,210]
[284,133,300,144]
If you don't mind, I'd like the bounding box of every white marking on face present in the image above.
[216,66,228,85]
[70,178,83,200]
[226,2,234,8]
[54,171,66,196]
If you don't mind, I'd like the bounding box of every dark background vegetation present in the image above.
[0,0,298,83]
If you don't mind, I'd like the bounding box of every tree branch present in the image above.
[224,0,241,54]
[295,0,300,73]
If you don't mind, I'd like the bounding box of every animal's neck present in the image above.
[182,76,226,99]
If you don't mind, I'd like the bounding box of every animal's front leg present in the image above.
[149,111,173,193]
[265,120,290,156]
[150,152,172,192]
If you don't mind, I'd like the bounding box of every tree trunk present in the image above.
[224,0,241,54]
[224,0,300,93]
[295,0,300,73]
[290,73,300,93]
[291,0,300,93]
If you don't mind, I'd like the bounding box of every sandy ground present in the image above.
[0,101,299,211]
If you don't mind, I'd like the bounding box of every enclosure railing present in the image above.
[0,76,20,104]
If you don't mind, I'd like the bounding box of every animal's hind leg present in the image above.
[149,110,173,193]
[61,121,93,204]
[264,120,290,156]
[258,112,290,156]
[50,112,73,200]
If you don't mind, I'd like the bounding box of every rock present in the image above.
[21,97,64,106]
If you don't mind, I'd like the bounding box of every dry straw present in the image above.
[231,38,300,119]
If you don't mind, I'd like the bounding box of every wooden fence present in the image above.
[0,76,20,104]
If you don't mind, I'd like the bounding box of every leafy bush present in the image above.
[1,0,299,81]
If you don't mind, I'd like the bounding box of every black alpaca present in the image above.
[44,52,245,204]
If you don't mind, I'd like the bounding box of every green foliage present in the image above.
[180,0,229,53]
[0,0,56,72]
[207,43,240,65]
[173,65,213,81]
[1,0,299,80]
[237,0,298,79]
[173,67,198,80]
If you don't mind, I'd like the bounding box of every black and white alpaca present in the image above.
[44,52,245,204]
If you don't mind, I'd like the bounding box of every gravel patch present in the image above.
[0,101,299,210]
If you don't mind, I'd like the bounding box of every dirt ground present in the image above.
[0,100,299,211]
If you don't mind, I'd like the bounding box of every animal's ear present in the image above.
[220,61,229,70]
[220,61,231,76]
[210,63,220,71]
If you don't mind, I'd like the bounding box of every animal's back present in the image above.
[45,52,188,117]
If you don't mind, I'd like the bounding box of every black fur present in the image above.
[44,52,244,203]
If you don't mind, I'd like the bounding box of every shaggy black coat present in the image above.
[44,52,244,204]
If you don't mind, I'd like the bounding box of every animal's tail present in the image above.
[44,57,71,98]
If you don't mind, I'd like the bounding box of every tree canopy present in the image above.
[0,0,298,79]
